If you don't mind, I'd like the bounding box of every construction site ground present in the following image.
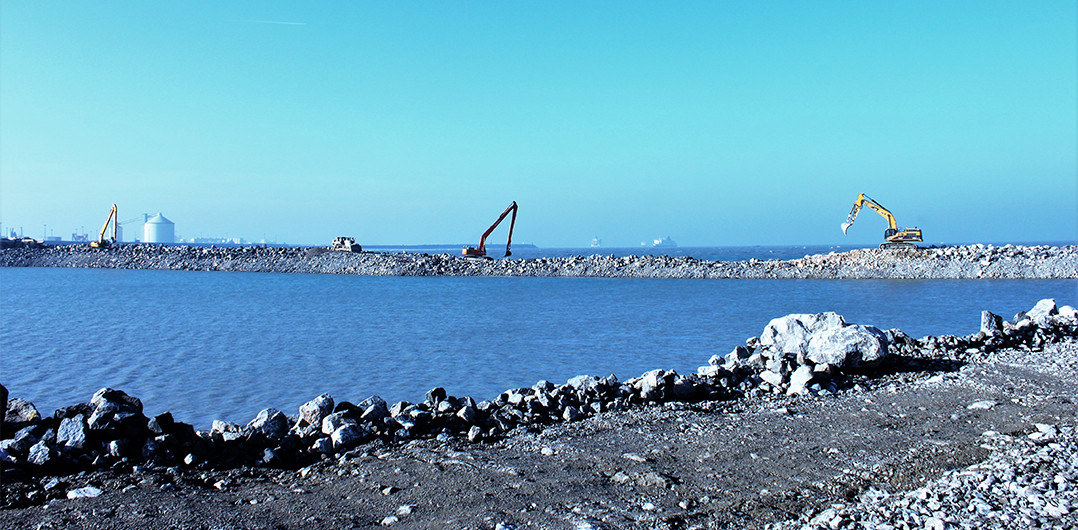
[3,341,1076,529]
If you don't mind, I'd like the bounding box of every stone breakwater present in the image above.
[3,299,1075,486]
[1,243,1076,278]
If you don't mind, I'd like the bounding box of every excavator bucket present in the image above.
[841,221,853,235]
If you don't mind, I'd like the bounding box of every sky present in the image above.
[1,1,1076,248]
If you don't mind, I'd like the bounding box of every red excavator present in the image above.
[463,201,518,258]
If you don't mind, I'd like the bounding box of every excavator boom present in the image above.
[463,201,518,258]
[840,193,922,247]
[90,204,118,248]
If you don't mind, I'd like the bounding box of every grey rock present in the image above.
[9,426,40,453]
[389,401,412,418]
[637,369,672,400]
[330,423,368,449]
[56,414,87,451]
[1026,298,1058,326]
[311,437,333,454]
[425,387,447,405]
[299,394,334,427]
[107,439,125,457]
[6,397,40,425]
[806,323,888,367]
[211,419,241,434]
[90,388,142,414]
[636,471,670,488]
[247,408,289,441]
[142,438,160,459]
[533,380,556,392]
[760,370,784,388]
[968,400,998,410]
[66,486,103,499]
[87,403,118,431]
[759,312,847,356]
[321,412,356,436]
[360,397,390,423]
[457,405,478,424]
[724,346,753,366]
[786,365,815,396]
[562,406,584,422]
[980,311,1004,336]
[669,377,700,401]
[28,439,54,466]
[467,425,482,443]
[147,412,174,435]
[1057,305,1078,325]
[567,375,599,392]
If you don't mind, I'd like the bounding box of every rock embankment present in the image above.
[1,243,1075,279]
[3,299,1075,499]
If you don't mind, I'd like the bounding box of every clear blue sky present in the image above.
[2,2,1075,247]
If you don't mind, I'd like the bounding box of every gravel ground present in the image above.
[3,337,1076,529]
[1,243,1075,279]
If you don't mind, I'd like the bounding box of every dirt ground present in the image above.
[3,341,1076,529]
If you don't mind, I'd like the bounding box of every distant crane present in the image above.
[463,201,518,258]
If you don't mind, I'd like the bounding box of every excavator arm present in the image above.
[463,201,518,258]
[91,204,118,248]
[840,192,923,247]
[841,193,897,234]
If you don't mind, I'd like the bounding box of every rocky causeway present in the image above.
[1,243,1076,279]
[2,298,1077,528]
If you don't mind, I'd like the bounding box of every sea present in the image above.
[2,245,1075,429]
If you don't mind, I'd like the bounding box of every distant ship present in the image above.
[652,236,678,248]
[590,237,601,248]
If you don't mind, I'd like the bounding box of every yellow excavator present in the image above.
[841,193,922,249]
[90,204,118,248]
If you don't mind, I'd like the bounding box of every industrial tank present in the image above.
[143,213,175,244]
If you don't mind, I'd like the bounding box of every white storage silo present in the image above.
[143,213,175,244]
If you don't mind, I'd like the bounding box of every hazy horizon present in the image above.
[2,2,1076,248]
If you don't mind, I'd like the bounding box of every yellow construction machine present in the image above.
[90,204,118,248]
[841,193,922,249]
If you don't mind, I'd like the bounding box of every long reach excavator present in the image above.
[841,193,923,249]
[463,201,517,258]
[91,204,118,248]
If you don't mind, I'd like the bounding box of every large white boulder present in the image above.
[759,312,888,368]
[1026,298,1058,327]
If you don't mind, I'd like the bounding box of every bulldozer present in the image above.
[331,237,362,252]
[841,193,923,249]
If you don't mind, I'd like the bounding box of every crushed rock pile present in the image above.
[1,243,1075,279]
[778,423,1077,529]
[3,299,1075,490]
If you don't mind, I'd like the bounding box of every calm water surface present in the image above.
[2,267,1074,428]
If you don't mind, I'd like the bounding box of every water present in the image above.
[2,266,1074,429]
